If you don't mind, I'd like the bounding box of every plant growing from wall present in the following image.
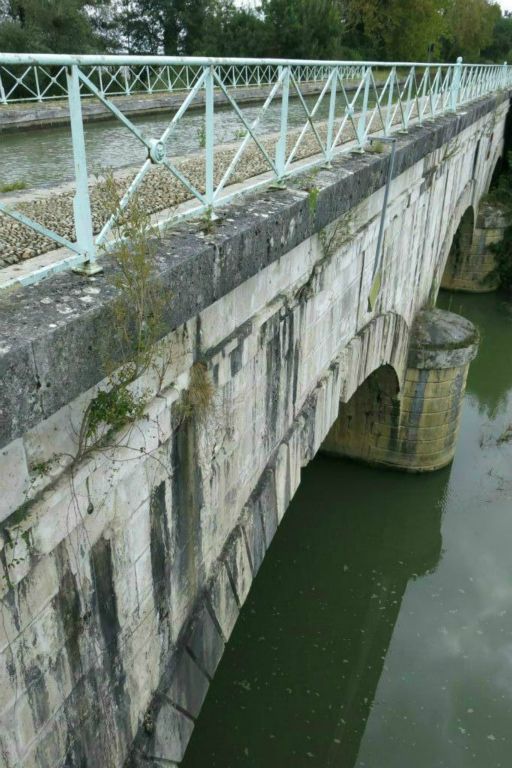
[178,361,214,422]
[69,172,168,462]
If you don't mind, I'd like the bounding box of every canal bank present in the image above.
[181,290,512,768]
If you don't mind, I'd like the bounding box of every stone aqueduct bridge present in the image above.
[0,89,510,767]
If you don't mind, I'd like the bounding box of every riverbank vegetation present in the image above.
[1,0,512,63]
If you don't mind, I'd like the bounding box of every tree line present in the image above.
[1,0,512,63]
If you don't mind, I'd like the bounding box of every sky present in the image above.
[499,0,512,12]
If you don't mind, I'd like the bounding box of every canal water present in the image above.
[0,94,328,187]
[0,87,382,188]
[182,291,512,768]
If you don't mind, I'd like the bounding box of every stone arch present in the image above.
[431,182,476,299]
[338,311,410,405]
[487,151,505,193]
[323,310,479,473]
[323,363,401,466]
[440,205,476,291]
[322,311,409,466]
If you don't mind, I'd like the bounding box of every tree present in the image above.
[261,0,347,59]
[482,12,512,62]
[200,2,269,57]
[0,0,113,52]
[442,0,501,61]
[344,0,447,61]
[119,0,216,55]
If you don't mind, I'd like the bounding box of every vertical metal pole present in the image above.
[432,67,440,117]
[275,65,290,182]
[205,65,215,213]
[419,67,429,124]
[368,137,397,311]
[66,65,99,274]
[356,66,371,150]
[0,71,7,104]
[34,67,41,102]
[450,57,463,112]
[505,62,509,89]
[124,67,130,96]
[325,68,338,164]
[385,66,395,135]
[403,66,414,131]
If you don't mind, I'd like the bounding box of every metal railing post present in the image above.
[66,65,100,275]
[503,62,508,89]
[205,64,215,214]
[356,66,371,150]
[385,66,396,135]
[403,66,414,131]
[275,65,290,182]
[34,67,42,102]
[0,72,6,104]
[450,57,462,112]
[325,67,338,164]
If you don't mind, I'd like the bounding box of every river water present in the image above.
[182,291,512,768]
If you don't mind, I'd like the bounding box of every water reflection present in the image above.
[439,291,512,419]
[182,460,446,768]
[182,291,512,768]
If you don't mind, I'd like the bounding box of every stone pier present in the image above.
[322,309,479,472]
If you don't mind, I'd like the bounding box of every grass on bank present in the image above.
[0,180,28,193]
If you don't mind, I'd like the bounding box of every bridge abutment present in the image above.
[441,201,509,292]
[323,310,479,472]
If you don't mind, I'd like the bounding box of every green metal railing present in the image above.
[0,54,510,290]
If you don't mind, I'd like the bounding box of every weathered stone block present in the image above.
[142,696,194,763]
[0,438,31,524]
[186,603,224,680]
[166,648,209,718]
[223,526,253,607]
[256,469,278,547]
[207,562,239,642]
[241,499,267,577]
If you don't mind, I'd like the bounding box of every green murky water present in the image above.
[182,291,512,768]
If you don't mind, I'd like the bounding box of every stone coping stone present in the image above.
[0,90,508,450]
[408,308,479,369]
